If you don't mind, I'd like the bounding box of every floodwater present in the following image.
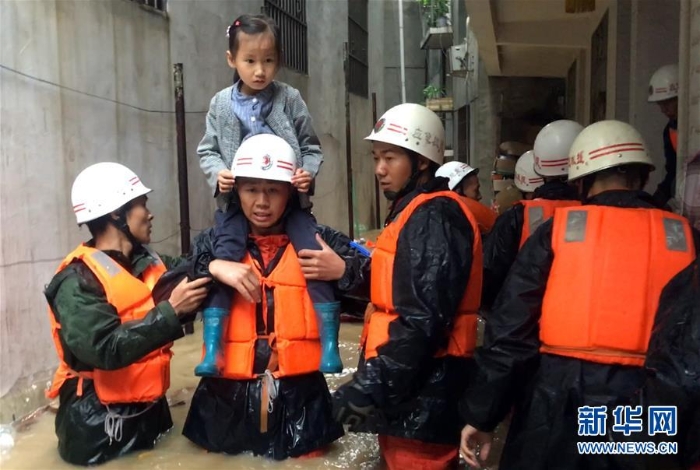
[0,322,504,469]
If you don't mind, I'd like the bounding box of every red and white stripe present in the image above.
[73,203,86,213]
[589,142,645,160]
[386,122,408,136]
[538,157,569,168]
[129,176,141,186]
[236,157,253,166]
[277,161,294,171]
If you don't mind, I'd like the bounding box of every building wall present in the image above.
[603,0,680,191]
[367,0,390,227]
[383,0,426,108]
[687,0,700,158]
[451,0,469,162]
[676,0,700,225]
[0,0,176,419]
[470,59,497,205]
[628,0,680,192]
[612,0,632,123]
[350,93,380,234]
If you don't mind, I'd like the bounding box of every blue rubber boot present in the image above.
[194,308,229,377]
[315,302,343,373]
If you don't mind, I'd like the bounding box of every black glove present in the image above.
[332,381,376,429]
[152,265,190,304]
[189,227,215,279]
[151,265,202,325]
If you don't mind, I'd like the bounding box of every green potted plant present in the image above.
[423,85,453,111]
[423,85,442,110]
[419,0,450,28]
[423,85,443,100]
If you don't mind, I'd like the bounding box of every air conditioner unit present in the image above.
[449,43,468,77]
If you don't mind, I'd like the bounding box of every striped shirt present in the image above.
[231,81,274,141]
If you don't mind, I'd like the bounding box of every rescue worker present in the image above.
[44,162,210,466]
[182,134,344,460]
[638,255,700,469]
[513,150,543,201]
[436,161,496,235]
[459,120,699,469]
[648,64,679,206]
[332,103,482,469]
[481,120,582,310]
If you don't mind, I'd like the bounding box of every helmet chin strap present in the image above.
[112,208,142,249]
[453,177,466,196]
[578,176,595,203]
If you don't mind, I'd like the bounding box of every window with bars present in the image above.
[348,0,369,97]
[264,0,308,75]
[128,0,166,12]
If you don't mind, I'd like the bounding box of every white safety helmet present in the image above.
[71,162,152,225]
[436,161,479,191]
[568,120,655,181]
[365,103,445,165]
[533,120,584,177]
[648,64,679,102]
[232,134,297,183]
[514,151,544,193]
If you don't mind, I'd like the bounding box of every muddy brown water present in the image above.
[1,322,504,469]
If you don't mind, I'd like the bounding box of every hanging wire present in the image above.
[1,227,210,267]
[0,63,207,114]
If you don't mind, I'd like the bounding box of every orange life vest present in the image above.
[519,199,581,248]
[46,244,170,404]
[364,191,483,360]
[669,127,678,153]
[461,196,497,235]
[540,206,695,366]
[221,243,321,379]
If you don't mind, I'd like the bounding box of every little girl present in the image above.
[196,14,342,376]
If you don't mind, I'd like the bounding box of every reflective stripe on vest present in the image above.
[46,244,170,404]
[519,199,581,248]
[364,191,483,360]
[221,243,321,379]
[540,207,695,366]
[141,245,166,290]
